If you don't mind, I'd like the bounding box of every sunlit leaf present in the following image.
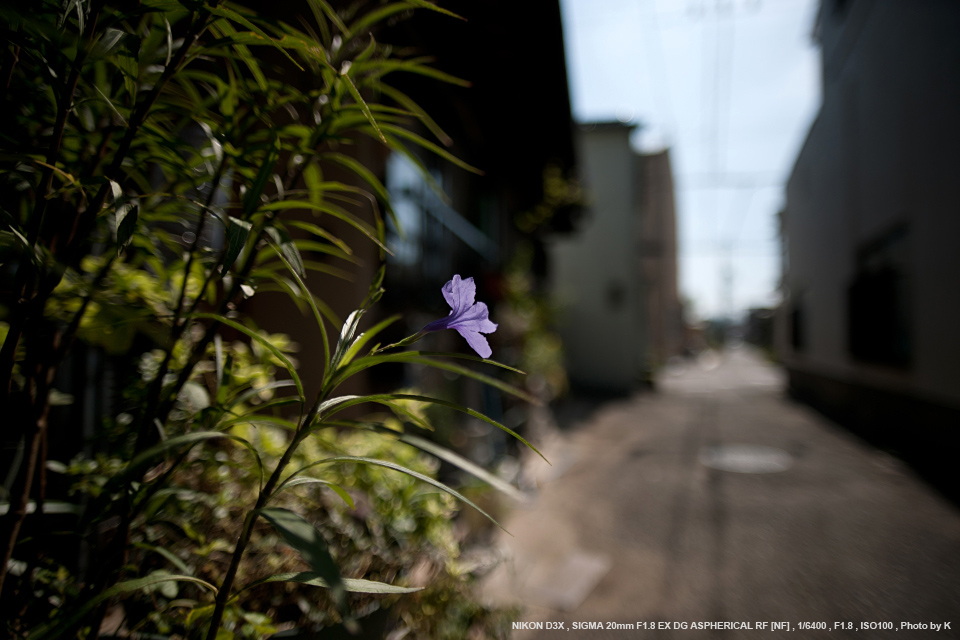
[317,393,545,462]
[274,477,354,508]
[340,72,385,143]
[246,571,421,594]
[222,217,252,272]
[189,313,304,402]
[115,203,139,255]
[293,455,506,532]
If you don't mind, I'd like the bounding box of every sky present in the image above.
[559,0,822,320]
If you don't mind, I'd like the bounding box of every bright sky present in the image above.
[559,0,822,320]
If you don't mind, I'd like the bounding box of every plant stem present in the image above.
[204,429,309,639]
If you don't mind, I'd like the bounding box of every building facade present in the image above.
[550,123,682,392]
[778,0,960,471]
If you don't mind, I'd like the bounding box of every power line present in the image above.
[640,0,679,143]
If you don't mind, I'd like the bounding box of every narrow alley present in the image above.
[483,347,960,638]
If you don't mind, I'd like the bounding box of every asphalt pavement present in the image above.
[481,346,960,639]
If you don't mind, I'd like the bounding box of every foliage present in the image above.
[0,1,533,637]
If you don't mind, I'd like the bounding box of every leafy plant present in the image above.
[0,1,538,637]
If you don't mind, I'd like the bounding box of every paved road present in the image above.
[482,347,960,638]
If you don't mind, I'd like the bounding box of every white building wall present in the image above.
[549,124,645,391]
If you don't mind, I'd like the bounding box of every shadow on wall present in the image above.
[786,372,960,509]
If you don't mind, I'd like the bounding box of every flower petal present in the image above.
[422,314,453,332]
[448,301,497,334]
[441,275,475,315]
[456,328,492,359]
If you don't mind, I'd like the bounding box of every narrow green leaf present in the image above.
[340,72,385,143]
[339,315,399,367]
[287,220,353,256]
[115,203,138,254]
[91,28,127,58]
[242,572,420,594]
[347,3,416,39]
[255,239,331,372]
[260,200,388,252]
[226,379,297,408]
[189,313,304,402]
[307,0,348,35]
[330,309,363,370]
[242,136,281,214]
[222,217,251,271]
[297,456,506,532]
[377,123,482,174]
[209,5,304,71]
[258,508,345,604]
[220,414,300,432]
[275,477,354,508]
[302,161,324,206]
[320,152,395,228]
[133,542,193,575]
[378,83,452,146]
[265,226,306,280]
[404,0,465,20]
[398,433,527,502]
[319,394,546,462]
[92,83,128,126]
[332,353,534,404]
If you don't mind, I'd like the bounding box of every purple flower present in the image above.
[423,275,498,358]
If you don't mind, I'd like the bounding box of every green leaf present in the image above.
[220,414,300,432]
[91,28,127,59]
[242,136,281,215]
[333,353,535,404]
[347,3,416,39]
[330,309,363,371]
[287,220,353,256]
[256,240,331,371]
[398,433,527,502]
[226,379,297,408]
[209,5,304,71]
[275,477,354,508]
[302,161,324,206]
[260,199,388,252]
[133,542,193,575]
[29,574,216,640]
[378,83,452,147]
[258,508,345,604]
[296,455,506,532]
[340,72,385,143]
[319,152,396,229]
[339,314,399,367]
[318,394,545,462]
[265,226,306,280]
[91,83,128,126]
[403,0,465,20]
[306,0,348,36]
[377,122,482,174]
[115,203,139,255]
[190,313,305,402]
[246,571,421,594]
[222,217,251,271]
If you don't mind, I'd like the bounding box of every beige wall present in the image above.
[550,124,645,391]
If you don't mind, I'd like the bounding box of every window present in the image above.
[847,224,911,367]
